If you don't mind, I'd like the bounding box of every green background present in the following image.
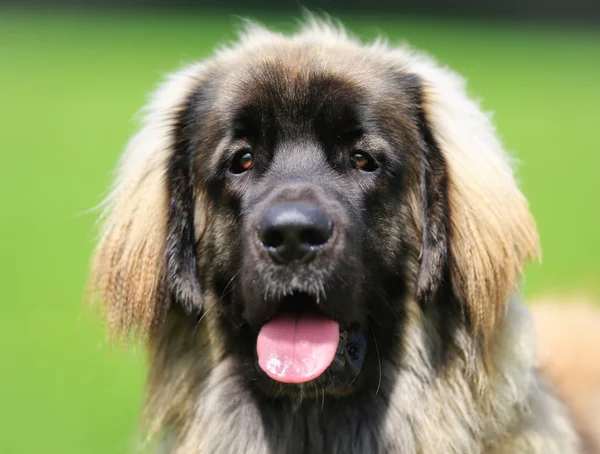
[1,10,598,453]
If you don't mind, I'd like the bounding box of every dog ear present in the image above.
[415,100,450,306]
[409,63,540,349]
[89,64,208,339]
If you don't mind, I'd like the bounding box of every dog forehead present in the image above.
[212,47,384,118]
[207,49,421,139]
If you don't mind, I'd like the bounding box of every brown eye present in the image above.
[350,152,378,172]
[229,150,254,174]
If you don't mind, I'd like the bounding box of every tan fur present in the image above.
[89,17,590,453]
[381,41,542,346]
[532,299,600,452]
[89,63,207,338]
[417,77,540,346]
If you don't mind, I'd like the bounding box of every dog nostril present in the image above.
[257,202,333,264]
[259,228,285,249]
[299,225,331,247]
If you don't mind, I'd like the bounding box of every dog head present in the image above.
[90,20,539,397]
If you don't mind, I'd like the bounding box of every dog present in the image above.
[89,18,591,453]
[532,299,600,453]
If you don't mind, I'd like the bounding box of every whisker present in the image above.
[193,270,244,335]
[210,271,243,327]
[328,371,335,395]
[192,300,218,335]
[348,366,360,389]
[372,286,401,322]
[371,327,382,395]
[273,383,285,402]
[220,270,241,301]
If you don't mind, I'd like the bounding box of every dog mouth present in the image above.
[256,292,366,384]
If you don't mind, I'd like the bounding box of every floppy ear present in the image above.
[415,98,450,306]
[409,61,540,348]
[90,63,207,339]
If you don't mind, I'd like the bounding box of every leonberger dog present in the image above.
[89,18,597,453]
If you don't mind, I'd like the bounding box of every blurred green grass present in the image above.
[0,9,598,453]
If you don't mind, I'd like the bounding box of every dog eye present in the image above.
[350,152,378,172]
[229,150,254,174]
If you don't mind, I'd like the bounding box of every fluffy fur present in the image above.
[532,299,600,453]
[90,18,587,453]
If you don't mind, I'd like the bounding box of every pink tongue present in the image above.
[257,313,340,384]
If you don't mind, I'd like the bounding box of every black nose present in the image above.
[257,202,333,264]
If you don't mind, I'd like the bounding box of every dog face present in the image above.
[90,22,539,399]
[185,60,428,393]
